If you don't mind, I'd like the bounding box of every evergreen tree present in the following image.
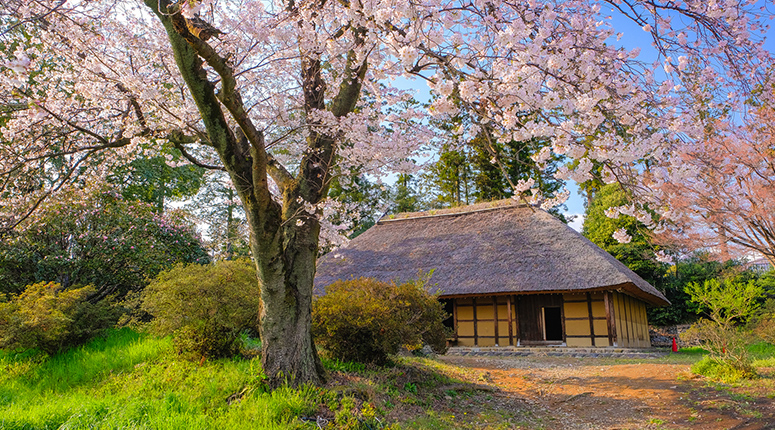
[328,173,389,238]
[187,173,250,260]
[423,146,473,207]
[422,128,567,222]
[469,133,509,201]
[107,152,206,213]
[392,174,422,213]
[581,183,683,322]
[582,183,664,278]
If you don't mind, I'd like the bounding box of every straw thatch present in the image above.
[315,200,669,307]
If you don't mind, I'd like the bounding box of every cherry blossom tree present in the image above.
[0,0,769,385]
[645,105,775,266]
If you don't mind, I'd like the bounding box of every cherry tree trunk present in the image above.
[144,0,361,387]
[249,212,326,387]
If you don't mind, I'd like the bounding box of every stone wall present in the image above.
[649,324,692,347]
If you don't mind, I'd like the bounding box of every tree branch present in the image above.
[163,5,295,194]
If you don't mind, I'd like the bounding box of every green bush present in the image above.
[681,319,756,379]
[691,356,756,384]
[681,277,764,380]
[753,317,775,345]
[141,260,261,359]
[312,277,449,365]
[0,187,210,298]
[0,282,119,354]
[751,299,775,345]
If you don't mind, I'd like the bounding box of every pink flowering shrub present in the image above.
[0,187,210,298]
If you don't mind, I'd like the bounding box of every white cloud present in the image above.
[567,213,585,232]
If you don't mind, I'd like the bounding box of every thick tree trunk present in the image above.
[248,205,326,387]
[146,0,364,388]
[258,254,325,386]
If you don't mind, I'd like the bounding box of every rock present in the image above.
[422,344,436,357]
[413,344,437,358]
[650,324,692,347]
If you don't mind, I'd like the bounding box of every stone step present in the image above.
[446,346,668,359]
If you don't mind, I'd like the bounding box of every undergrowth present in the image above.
[1,328,521,429]
[691,356,756,384]
[0,328,317,429]
[689,342,775,383]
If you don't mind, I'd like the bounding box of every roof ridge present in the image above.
[381,200,531,223]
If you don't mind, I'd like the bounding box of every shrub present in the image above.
[312,277,449,365]
[691,356,755,384]
[750,299,775,345]
[752,316,775,345]
[0,282,119,354]
[685,278,763,325]
[682,277,764,380]
[141,260,261,359]
[0,186,210,298]
[681,319,756,378]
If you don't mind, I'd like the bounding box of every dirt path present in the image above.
[438,355,775,429]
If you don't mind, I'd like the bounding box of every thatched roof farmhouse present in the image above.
[315,200,669,348]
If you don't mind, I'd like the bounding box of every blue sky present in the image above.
[392,4,775,232]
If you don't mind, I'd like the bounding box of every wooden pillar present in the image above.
[507,295,514,346]
[586,292,596,347]
[452,299,458,337]
[638,299,644,345]
[493,296,499,346]
[514,295,520,346]
[604,291,617,346]
[560,294,566,343]
[472,297,478,346]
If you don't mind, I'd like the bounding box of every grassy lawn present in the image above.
[2,330,774,429]
[0,329,518,430]
[0,329,318,429]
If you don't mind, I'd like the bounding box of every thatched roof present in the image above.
[315,200,670,307]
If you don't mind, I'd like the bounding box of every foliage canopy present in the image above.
[0,188,209,298]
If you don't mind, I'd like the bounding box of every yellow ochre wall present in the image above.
[455,296,516,347]
[612,291,650,348]
[562,293,611,347]
[452,291,652,348]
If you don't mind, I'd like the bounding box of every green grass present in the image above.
[678,346,710,356]
[1,329,508,429]
[0,328,320,429]
[321,357,366,373]
[683,342,775,383]
[690,356,755,384]
[14,329,755,429]
[749,342,775,367]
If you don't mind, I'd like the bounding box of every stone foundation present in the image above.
[649,324,692,347]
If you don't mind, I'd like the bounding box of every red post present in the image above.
[671,337,678,353]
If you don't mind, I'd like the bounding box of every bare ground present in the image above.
[436,354,775,430]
